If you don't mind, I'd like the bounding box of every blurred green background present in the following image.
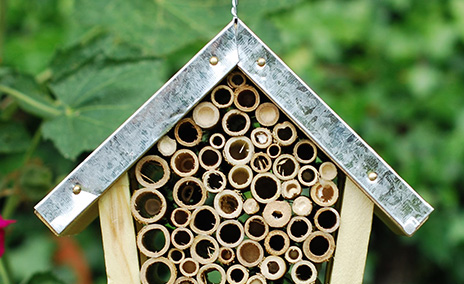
[1,0,463,283]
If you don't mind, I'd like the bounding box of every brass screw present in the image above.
[257,57,266,67]
[210,56,219,65]
[72,184,82,195]
[368,172,378,181]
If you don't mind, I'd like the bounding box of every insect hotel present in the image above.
[35,19,433,284]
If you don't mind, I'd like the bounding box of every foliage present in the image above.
[0,0,463,283]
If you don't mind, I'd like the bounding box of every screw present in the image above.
[210,56,219,65]
[72,184,82,195]
[257,58,266,67]
[368,172,378,181]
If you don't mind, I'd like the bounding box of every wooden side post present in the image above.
[327,177,374,284]
[99,173,140,284]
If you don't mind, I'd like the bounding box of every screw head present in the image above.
[257,57,266,67]
[210,56,219,65]
[72,184,82,195]
[368,172,378,181]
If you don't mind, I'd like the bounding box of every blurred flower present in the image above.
[0,215,15,258]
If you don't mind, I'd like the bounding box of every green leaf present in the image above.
[0,122,31,154]
[25,272,66,284]
[20,163,53,200]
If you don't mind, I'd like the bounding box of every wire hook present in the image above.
[231,0,239,19]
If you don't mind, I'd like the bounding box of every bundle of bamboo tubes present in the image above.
[130,70,342,284]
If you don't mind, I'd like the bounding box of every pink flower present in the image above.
[0,215,15,258]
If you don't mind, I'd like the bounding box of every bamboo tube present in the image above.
[272,121,297,146]
[293,139,317,164]
[303,231,336,263]
[250,172,281,204]
[173,177,207,209]
[190,234,220,265]
[244,215,269,242]
[223,136,254,165]
[171,227,194,250]
[287,216,313,242]
[197,263,226,284]
[209,133,226,149]
[281,179,302,199]
[140,257,176,284]
[199,146,222,170]
[250,152,272,173]
[227,264,249,284]
[319,161,338,181]
[137,224,171,258]
[250,128,273,149]
[266,143,281,159]
[168,248,185,265]
[263,201,292,228]
[218,247,235,265]
[284,246,303,264]
[222,109,251,136]
[211,85,234,108]
[264,230,290,256]
[227,71,247,88]
[214,189,243,219]
[298,165,319,187]
[193,101,220,129]
[174,118,202,147]
[310,180,339,207]
[157,136,177,157]
[314,207,340,233]
[272,154,300,181]
[175,277,198,284]
[243,198,260,215]
[171,207,191,228]
[260,256,286,280]
[216,220,245,248]
[246,274,266,284]
[131,188,166,224]
[190,205,220,235]
[290,260,318,284]
[237,240,264,268]
[135,155,170,189]
[234,85,260,112]
[228,165,253,189]
[179,257,199,277]
[202,170,227,193]
[292,196,313,216]
[255,102,280,127]
[171,149,199,177]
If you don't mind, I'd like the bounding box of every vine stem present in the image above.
[0,85,61,117]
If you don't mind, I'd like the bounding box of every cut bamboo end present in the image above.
[137,224,171,258]
[222,109,251,136]
[227,71,247,88]
[202,170,227,193]
[264,230,290,256]
[171,207,191,228]
[251,172,281,204]
[250,152,272,173]
[291,260,318,284]
[179,257,199,277]
[168,248,185,265]
[263,201,292,228]
[157,136,177,157]
[197,263,226,284]
[303,231,336,263]
[227,264,249,284]
[260,256,286,280]
[209,133,226,149]
[190,234,220,265]
[218,247,235,265]
[190,205,220,235]
[251,128,273,149]
[173,177,207,209]
[211,85,234,108]
[131,188,167,224]
[171,227,194,250]
[266,143,281,159]
[244,215,269,242]
[234,85,260,112]
[193,101,220,129]
[243,198,260,215]
[216,220,245,248]
[228,165,253,189]
[287,216,313,242]
[135,155,170,189]
[174,118,202,147]
[199,146,222,170]
[292,196,313,216]
[237,240,264,268]
[284,246,303,264]
[293,139,317,164]
[175,276,198,284]
[319,161,338,181]
[140,257,177,284]
[314,207,340,233]
[171,149,199,177]
[273,154,300,181]
[298,165,319,187]
[214,190,243,219]
[255,102,280,127]
[273,121,297,146]
[281,179,302,199]
[223,136,254,165]
[247,274,266,284]
[310,180,339,207]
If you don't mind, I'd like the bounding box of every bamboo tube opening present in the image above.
[234,85,260,112]
[173,177,206,209]
[214,190,243,219]
[218,247,235,265]
[135,155,170,188]
[227,72,247,88]
[190,205,220,235]
[137,224,170,258]
[292,196,313,216]
[222,110,251,136]
[168,248,185,264]
[298,165,319,187]
[211,85,234,108]
[250,152,272,173]
[260,256,286,280]
[228,165,253,189]
[227,264,249,284]
[273,154,300,181]
[287,216,312,242]
[224,136,254,165]
[244,215,269,242]
[190,235,220,264]
[293,140,317,164]
[175,276,198,284]
[251,128,272,149]
[281,179,302,199]
[202,170,227,193]
[141,257,176,284]
[273,121,297,146]
[266,143,281,159]
[303,231,336,263]
[251,173,281,204]
[263,201,292,228]
[174,118,202,147]
[284,246,303,264]
[171,207,191,228]
[310,181,339,207]
[131,188,167,224]
[319,161,338,181]
[171,227,194,250]
[264,230,290,256]
[179,257,199,277]
[210,133,226,149]
[291,260,317,284]
[199,146,222,170]
[255,102,280,127]
[243,198,260,215]
[171,149,199,177]
[157,136,177,157]
[197,263,226,284]
[246,274,266,284]
[216,220,244,248]
[193,102,220,129]
[314,207,340,233]
[237,240,264,268]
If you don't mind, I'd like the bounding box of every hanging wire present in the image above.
[231,0,239,19]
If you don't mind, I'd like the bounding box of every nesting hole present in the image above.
[248,219,265,238]
[296,264,313,281]
[318,210,337,229]
[219,195,239,214]
[174,230,191,246]
[142,229,166,253]
[219,223,241,244]
[310,235,330,256]
[231,268,245,282]
[146,262,171,283]
[267,261,279,274]
[290,220,309,238]
[177,121,199,143]
[230,140,250,160]
[277,127,292,141]
[139,160,164,185]
[177,181,203,206]
[194,209,216,232]
[255,176,278,200]
[227,113,248,133]
[240,243,260,264]
[196,239,216,259]
[237,90,256,108]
